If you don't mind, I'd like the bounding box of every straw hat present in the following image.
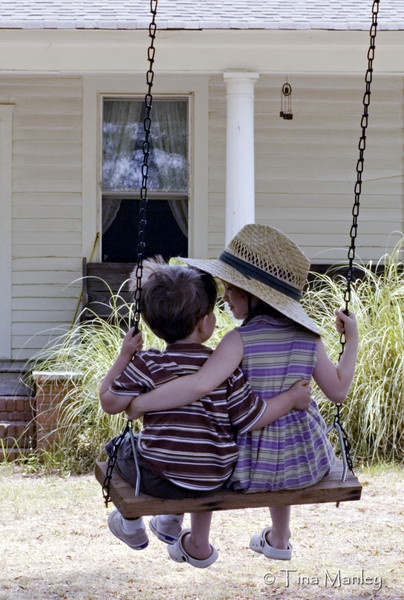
[182,224,320,335]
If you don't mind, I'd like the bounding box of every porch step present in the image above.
[0,419,35,445]
[0,396,36,458]
[0,361,33,396]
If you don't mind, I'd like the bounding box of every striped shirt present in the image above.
[111,342,266,491]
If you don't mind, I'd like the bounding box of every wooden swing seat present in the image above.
[94,459,361,519]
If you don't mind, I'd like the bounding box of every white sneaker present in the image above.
[149,514,184,544]
[107,510,149,550]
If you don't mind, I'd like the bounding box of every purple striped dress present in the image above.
[228,314,336,492]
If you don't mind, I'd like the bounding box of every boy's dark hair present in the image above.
[131,258,217,344]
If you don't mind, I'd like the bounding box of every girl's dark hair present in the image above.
[132,258,217,344]
[243,297,283,325]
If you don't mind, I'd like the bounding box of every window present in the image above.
[102,98,189,262]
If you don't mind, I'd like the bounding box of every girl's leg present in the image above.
[268,505,291,549]
[182,511,213,560]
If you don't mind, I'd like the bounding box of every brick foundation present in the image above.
[32,371,81,452]
[0,371,82,458]
[0,396,36,458]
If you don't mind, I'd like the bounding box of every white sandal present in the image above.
[250,527,292,561]
[168,529,218,568]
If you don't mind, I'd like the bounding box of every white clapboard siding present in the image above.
[208,76,227,257]
[208,73,403,263]
[13,199,81,220]
[2,70,403,359]
[0,76,83,358]
[13,308,76,323]
[12,245,82,259]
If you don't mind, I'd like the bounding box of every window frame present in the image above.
[82,75,209,263]
[101,95,190,261]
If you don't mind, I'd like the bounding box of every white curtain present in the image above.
[102,198,122,235]
[168,199,188,237]
[102,99,188,236]
[102,99,188,192]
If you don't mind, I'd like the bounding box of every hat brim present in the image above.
[181,257,320,336]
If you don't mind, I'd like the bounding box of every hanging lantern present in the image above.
[280,78,293,120]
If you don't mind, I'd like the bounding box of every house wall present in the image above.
[208,72,404,261]
[0,76,83,359]
[1,71,403,359]
[0,104,13,359]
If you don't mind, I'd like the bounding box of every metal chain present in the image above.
[102,0,379,496]
[132,0,159,334]
[102,0,158,506]
[102,421,131,507]
[342,0,380,324]
[333,0,380,479]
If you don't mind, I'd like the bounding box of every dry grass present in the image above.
[1,464,403,600]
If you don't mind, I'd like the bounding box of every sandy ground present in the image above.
[0,465,403,600]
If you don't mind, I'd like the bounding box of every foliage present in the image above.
[10,240,404,473]
[303,238,404,465]
[15,292,237,475]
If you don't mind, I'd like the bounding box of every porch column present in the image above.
[223,71,259,245]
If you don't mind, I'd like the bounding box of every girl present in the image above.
[128,224,359,561]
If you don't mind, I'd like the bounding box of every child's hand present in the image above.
[120,328,143,360]
[289,379,311,411]
[335,309,358,342]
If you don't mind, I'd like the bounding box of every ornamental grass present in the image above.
[303,237,404,465]
[13,240,404,473]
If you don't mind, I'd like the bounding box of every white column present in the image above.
[223,71,259,245]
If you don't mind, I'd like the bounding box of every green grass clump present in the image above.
[303,238,404,465]
[14,289,237,475]
[9,240,404,474]
[24,311,136,474]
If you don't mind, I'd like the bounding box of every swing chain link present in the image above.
[342,0,380,324]
[102,0,158,506]
[102,421,131,507]
[102,0,377,501]
[133,0,159,334]
[333,405,354,474]
[334,0,379,479]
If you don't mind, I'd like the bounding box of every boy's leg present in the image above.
[168,511,218,567]
[186,512,213,559]
[105,436,149,550]
[107,509,149,550]
[249,505,292,560]
[149,514,184,544]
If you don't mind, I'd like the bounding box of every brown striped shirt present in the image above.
[111,342,266,491]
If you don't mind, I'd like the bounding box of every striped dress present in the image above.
[228,315,336,492]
